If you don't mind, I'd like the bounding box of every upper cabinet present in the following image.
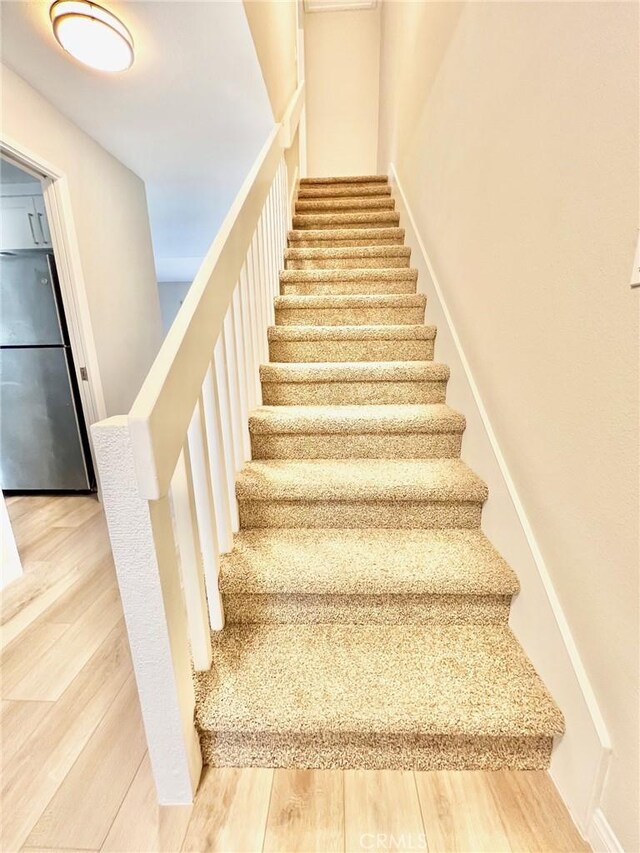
[1,195,52,251]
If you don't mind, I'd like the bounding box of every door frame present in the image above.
[1,136,107,450]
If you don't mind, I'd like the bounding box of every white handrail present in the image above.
[128,125,283,500]
[91,84,303,804]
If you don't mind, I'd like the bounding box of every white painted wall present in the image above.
[379,3,639,848]
[157,282,191,335]
[304,7,380,176]
[1,64,163,417]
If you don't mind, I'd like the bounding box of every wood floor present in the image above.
[1,495,590,853]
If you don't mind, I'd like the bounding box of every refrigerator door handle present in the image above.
[27,213,40,245]
[37,212,48,244]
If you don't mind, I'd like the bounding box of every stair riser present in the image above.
[200,732,553,771]
[298,184,391,198]
[285,256,411,270]
[275,307,425,326]
[223,593,511,624]
[295,198,396,213]
[261,381,448,406]
[250,431,462,460]
[268,339,434,362]
[238,500,483,529]
[280,281,417,296]
[289,237,404,249]
[293,217,400,231]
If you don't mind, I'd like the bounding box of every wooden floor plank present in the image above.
[1,621,69,696]
[46,496,102,529]
[0,624,131,852]
[181,767,274,852]
[26,675,147,851]
[0,699,53,767]
[6,585,124,701]
[344,770,425,853]
[416,770,511,852]
[1,562,85,647]
[39,554,116,626]
[487,770,589,852]
[264,768,344,852]
[101,753,193,852]
[23,847,99,852]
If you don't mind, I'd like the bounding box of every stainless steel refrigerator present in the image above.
[0,251,95,491]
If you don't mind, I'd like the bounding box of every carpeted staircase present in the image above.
[194,174,564,770]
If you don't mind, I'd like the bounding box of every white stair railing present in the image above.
[91,85,303,805]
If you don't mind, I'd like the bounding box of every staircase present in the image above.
[194,174,563,770]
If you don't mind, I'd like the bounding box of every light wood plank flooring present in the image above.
[1,495,590,852]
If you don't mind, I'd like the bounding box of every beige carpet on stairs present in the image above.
[194,174,564,770]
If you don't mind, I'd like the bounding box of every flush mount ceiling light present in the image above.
[50,0,134,72]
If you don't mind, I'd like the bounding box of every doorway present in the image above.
[0,155,96,493]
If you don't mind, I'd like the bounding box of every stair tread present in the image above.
[219,528,517,596]
[300,175,388,185]
[288,227,404,241]
[275,293,425,308]
[280,268,417,282]
[260,361,450,382]
[248,403,464,433]
[293,212,400,227]
[296,197,396,212]
[235,458,488,502]
[194,622,563,737]
[285,246,410,259]
[267,325,435,341]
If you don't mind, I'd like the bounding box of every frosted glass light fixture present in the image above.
[50,1,134,72]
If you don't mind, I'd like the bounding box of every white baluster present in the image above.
[187,396,224,630]
[247,238,265,396]
[223,310,244,472]
[271,184,279,309]
[201,363,234,551]
[232,283,251,461]
[213,337,240,534]
[170,444,213,671]
[281,158,289,252]
[268,185,278,304]
[276,162,286,266]
[239,264,257,412]
[258,214,273,330]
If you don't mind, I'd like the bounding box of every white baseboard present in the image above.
[588,809,624,853]
[388,163,610,838]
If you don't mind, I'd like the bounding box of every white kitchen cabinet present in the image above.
[1,195,52,250]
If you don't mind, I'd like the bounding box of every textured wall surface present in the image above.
[378,2,639,847]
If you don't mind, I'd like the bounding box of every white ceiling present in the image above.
[0,0,274,281]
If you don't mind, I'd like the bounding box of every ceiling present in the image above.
[0,0,273,281]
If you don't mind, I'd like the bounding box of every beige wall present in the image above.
[243,0,300,200]
[244,0,298,122]
[304,7,380,176]
[1,66,163,417]
[378,2,639,847]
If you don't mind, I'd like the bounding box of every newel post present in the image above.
[91,416,202,804]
